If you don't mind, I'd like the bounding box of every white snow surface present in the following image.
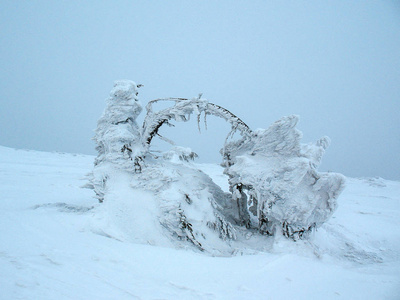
[1,145,399,299]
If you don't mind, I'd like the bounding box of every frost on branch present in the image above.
[141,97,253,156]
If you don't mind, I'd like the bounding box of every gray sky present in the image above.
[1,1,399,180]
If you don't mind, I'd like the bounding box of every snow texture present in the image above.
[1,146,399,299]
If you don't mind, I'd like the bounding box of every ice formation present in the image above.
[87,80,143,202]
[223,115,345,239]
[87,80,345,252]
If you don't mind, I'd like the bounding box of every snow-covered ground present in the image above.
[1,145,399,299]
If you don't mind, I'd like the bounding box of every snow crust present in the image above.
[1,145,399,299]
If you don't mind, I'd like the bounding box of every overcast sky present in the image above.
[1,1,399,180]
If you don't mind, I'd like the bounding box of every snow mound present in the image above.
[90,158,237,255]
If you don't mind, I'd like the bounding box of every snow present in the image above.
[1,145,399,299]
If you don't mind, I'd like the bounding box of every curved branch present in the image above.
[145,97,190,113]
[140,97,255,156]
[206,103,253,138]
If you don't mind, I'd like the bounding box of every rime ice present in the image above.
[87,80,345,252]
[223,115,345,239]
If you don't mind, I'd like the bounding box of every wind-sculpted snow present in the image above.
[87,80,345,253]
[90,152,239,254]
[131,158,237,252]
[224,115,346,239]
[88,80,144,202]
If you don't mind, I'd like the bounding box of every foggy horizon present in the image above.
[1,1,399,180]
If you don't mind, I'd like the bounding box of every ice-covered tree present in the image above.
[87,80,345,253]
[223,115,346,239]
[86,84,237,253]
[139,99,345,240]
[87,80,143,202]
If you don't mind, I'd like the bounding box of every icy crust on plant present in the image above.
[223,115,346,239]
[88,81,238,253]
[88,80,345,253]
[88,80,143,202]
